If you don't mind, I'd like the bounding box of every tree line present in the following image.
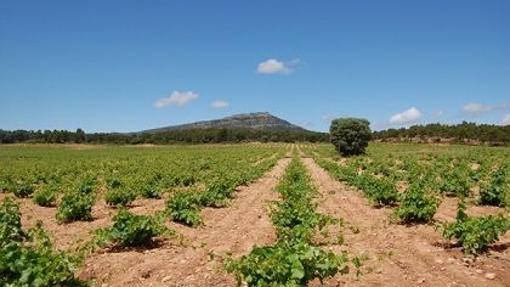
[373,122,510,145]
[0,128,329,144]
[2,121,508,145]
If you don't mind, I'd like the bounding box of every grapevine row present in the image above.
[227,158,352,286]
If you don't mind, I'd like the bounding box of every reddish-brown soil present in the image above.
[302,157,510,287]
[0,194,168,251]
[0,194,111,250]
[78,157,291,286]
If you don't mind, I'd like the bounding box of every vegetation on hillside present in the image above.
[373,122,510,145]
[0,128,328,144]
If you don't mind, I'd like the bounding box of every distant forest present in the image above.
[373,122,510,145]
[1,121,509,145]
[0,128,328,144]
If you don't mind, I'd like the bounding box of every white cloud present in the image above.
[389,107,422,124]
[257,58,291,74]
[502,114,510,125]
[155,91,199,108]
[462,103,492,114]
[211,100,229,109]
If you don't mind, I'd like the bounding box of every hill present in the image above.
[0,112,330,144]
[143,112,307,133]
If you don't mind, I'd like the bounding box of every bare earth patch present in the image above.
[0,194,113,250]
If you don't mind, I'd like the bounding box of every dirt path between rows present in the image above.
[301,157,510,287]
[0,193,169,251]
[79,157,291,287]
[0,193,112,250]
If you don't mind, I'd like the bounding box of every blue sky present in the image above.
[1,0,509,132]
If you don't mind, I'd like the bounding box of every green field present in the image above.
[0,144,284,199]
[1,143,509,286]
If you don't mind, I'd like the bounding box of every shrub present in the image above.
[166,178,239,226]
[178,174,196,187]
[441,202,510,255]
[272,196,334,244]
[13,181,34,198]
[106,177,122,189]
[479,166,508,207]
[198,190,228,208]
[0,197,25,244]
[56,192,94,223]
[226,241,348,286]
[439,168,471,197]
[199,178,237,208]
[394,184,438,224]
[33,184,57,207]
[166,174,196,187]
[95,209,169,248]
[367,177,399,206]
[329,118,371,156]
[77,177,96,194]
[139,182,161,199]
[0,198,86,286]
[166,191,202,226]
[0,177,15,193]
[355,175,399,206]
[105,188,136,207]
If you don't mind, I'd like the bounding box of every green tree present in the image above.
[75,128,86,143]
[329,118,371,156]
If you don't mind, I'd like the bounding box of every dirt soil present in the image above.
[301,157,510,287]
[0,194,169,251]
[78,157,291,287]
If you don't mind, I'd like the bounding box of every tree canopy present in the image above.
[330,118,372,156]
[373,122,510,145]
[0,128,329,144]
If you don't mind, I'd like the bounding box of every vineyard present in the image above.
[1,143,509,286]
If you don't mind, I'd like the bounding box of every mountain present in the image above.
[143,112,308,133]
